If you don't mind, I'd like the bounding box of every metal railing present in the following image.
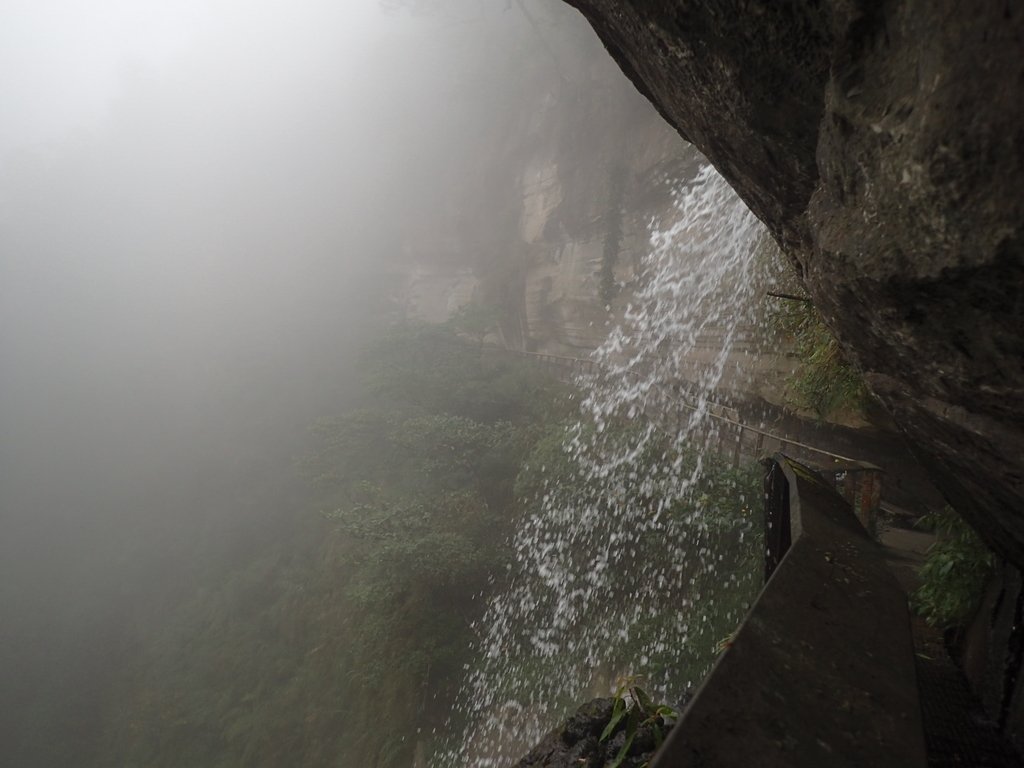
[498,346,886,534]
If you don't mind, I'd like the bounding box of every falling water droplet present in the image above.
[442,166,770,766]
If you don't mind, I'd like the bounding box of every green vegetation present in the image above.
[758,235,869,421]
[913,506,996,628]
[600,677,678,768]
[90,325,764,767]
[99,324,572,768]
[300,325,571,758]
[771,295,870,419]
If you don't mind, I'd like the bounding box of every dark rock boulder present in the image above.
[516,697,673,768]
[563,0,1024,564]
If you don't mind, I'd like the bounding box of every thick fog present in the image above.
[0,1,597,762]
[1,3,405,572]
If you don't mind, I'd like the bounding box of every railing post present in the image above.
[860,471,882,537]
[843,471,857,511]
[763,458,791,582]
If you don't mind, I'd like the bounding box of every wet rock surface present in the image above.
[563,0,1024,565]
[515,697,673,768]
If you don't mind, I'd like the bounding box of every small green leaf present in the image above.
[600,696,627,742]
[655,704,678,722]
[632,685,654,714]
[608,706,641,768]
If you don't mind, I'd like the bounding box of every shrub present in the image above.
[912,506,995,628]
[772,299,870,419]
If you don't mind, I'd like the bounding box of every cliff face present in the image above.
[565,0,1024,565]
[510,82,698,354]
[393,16,700,355]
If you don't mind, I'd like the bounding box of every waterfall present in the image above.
[444,165,771,766]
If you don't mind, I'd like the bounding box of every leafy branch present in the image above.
[912,506,995,628]
[600,676,678,768]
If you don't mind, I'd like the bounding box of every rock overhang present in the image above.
[563,0,1024,563]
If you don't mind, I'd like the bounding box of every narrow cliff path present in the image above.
[505,346,944,514]
[880,526,1024,767]
[737,397,946,514]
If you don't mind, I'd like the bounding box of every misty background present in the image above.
[1,1,666,765]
